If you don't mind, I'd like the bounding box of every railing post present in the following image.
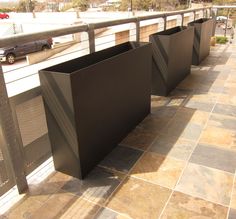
[193,11,196,21]
[211,7,217,19]
[0,64,28,194]
[203,9,207,18]
[181,13,184,26]
[135,18,140,42]
[88,24,95,53]
[224,9,230,37]
[163,15,167,30]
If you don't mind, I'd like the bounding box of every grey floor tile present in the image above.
[149,135,196,161]
[213,103,236,117]
[208,114,236,130]
[176,163,233,206]
[61,167,125,205]
[94,207,128,219]
[184,100,215,112]
[228,208,236,219]
[99,146,143,173]
[190,144,236,173]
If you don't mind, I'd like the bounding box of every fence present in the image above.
[0,6,213,197]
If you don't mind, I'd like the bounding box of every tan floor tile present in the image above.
[176,163,233,206]
[120,127,157,150]
[218,94,236,106]
[161,191,228,219]
[137,115,170,134]
[27,172,69,203]
[227,75,236,83]
[199,125,236,150]
[175,108,209,127]
[60,198,101,219]
[6,196,44,219]
[188,93,218,103]
[224,82,236,88]
[30,192,78,219]
[106,177,171,219]
[131,152,186,189]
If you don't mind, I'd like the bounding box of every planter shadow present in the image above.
[188,18,214,65]
[149,26,194,96]
[39,41,152,179]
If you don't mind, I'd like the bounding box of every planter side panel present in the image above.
[190,19,213,65]
[72,44,151,178]
[168,27,194,90]
[150,27,194,96]
[39,73,82,178]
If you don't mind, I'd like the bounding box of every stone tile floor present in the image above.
[1,44,236,218]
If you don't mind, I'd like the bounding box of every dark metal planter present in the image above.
[39,42,152,179]
[188,18,214,65]
[149,26,194,96]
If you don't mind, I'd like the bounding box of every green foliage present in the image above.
[73,0,89,11]
[216,36,228,44]
[0,8,13,12]
[119,0,186,11]
[60,3,73,12]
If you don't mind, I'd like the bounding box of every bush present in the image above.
[216,36,228,44]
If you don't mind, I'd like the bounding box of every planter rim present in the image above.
[188,18,213,26]
[150,26,194,38]
[40,41,151,76]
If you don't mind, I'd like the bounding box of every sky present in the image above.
[0,0,18,2]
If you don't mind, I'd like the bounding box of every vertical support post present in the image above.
[163,15,167,30]
[211,7,217,37]
[224,9,230,37]
[88,24,95,53]
[211,7,217,19]
[135,18,140,42]
[181,13,184,26]
[193,11,196,21]
[203,9,207,18]
[0,64,28,194]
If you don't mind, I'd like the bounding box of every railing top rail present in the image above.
[0,24,88,48]
[138,6,211,21]
[0,6,211,48]
[213,5,236,9]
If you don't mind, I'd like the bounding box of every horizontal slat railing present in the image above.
[0,6,211,49]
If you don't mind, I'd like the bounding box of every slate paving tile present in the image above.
[190,144,236,173]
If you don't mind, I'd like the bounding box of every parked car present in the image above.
[0,13,9,19]
[0,38,53,64]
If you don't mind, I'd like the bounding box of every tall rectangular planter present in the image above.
[149,26,194,96]
[39,42,152,179]
[188,18,214,65]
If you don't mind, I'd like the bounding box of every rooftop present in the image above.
[1,43,236,219]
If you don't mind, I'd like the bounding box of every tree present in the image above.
[17,0,36,12]
[73,0,89,11]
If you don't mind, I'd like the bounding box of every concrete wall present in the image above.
[115,30,130,45]
[183,16,190,26]
[140,24,158,42]
[167,19,177,29]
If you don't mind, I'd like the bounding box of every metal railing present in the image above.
[0,6,213,197]
[0,7,211,51]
